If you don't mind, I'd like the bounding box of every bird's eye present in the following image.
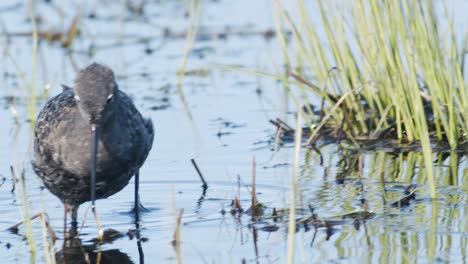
[106,93,114,104]
[74,95,80,101]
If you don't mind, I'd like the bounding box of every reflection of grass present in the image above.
[225,146,463,262]
[272,0,468,197]
[171,186,183,264]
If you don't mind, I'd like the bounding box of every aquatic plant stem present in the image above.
[15,167,37,259]
[287,107,303,264]
[190,158,208,189]
[251,156,257,219]
[40,212,56,264]
[304,88,361,146]
[176,0,200,121]
[28,0,38,124]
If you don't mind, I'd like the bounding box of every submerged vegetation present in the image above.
[271,0,467,196]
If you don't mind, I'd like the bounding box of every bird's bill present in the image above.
[90,124,99,206]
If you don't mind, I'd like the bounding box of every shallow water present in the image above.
[0,1,468,263]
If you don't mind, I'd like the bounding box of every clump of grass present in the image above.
[273,0,468,197]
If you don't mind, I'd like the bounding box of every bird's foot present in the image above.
[131,202,150,214]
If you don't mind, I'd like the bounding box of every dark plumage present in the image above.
[32,63,154,236]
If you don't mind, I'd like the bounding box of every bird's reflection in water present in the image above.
[57,239,132,264]
[57,237,133,264]
[56,227,137,264]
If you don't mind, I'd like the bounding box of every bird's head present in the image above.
[73,63,118,125]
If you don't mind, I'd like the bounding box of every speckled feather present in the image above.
[32,75,154,206]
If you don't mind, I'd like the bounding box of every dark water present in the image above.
[0,1,467,263]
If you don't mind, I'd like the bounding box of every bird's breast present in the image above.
[56,119,131,177]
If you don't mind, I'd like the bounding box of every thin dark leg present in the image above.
[91,125,103,239]
[71,206,78,227]
[63,204,68,240]
[69,206,78,239]
[134,170,144,262]
[134,170,140,223]
[64,204,79,241]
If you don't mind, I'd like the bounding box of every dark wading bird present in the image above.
[32,63,154,239]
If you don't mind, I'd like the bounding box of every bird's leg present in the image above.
[133,171,149,217]
[69,206,78,239]
[64,204,79,240]
[133,170,148,217]
[91,124,103,240]
[63,204,69,240]
[134,170,145,262]
[71,206,78,229]
[134,170,140,223]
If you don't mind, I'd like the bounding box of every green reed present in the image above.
[273,0,467,197]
